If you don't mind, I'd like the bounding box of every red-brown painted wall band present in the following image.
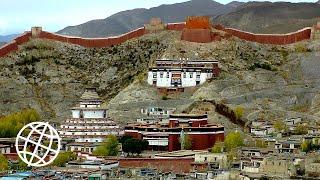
[0,32,31,57]
[0,22,313,58]
[39,27,146,48]
[223,27,312,45]
[166,22,186,31]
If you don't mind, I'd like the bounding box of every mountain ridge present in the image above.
[0,34,20,42]
[214,1,320,33]
[57,0,240,38]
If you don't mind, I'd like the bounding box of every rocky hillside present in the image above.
[1,30,320,132]
[57,0,240,38]
[0,34,167,122]
[214,2,320,33]
[107,32,320,131]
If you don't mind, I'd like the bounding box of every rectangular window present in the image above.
[153,72,157,78]
[190,72,193,78]
[167,72,170,78]
[183,72,186,78]
[160,72,163,78]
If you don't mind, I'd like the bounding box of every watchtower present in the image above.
[31,27,42,38]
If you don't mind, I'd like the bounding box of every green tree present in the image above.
[17,159,30,171]
[273,120,288,133]
[294,124,308,135]
[234,106,244,119]
[180,134,192,150]
[0,109,40,138]
[224,131,244,151]
[93,135,119,156]
[52,151,76,167]
[0,154,8,171]
[122,137,149,155]
[301,141,311,152]
[211,141,224,153]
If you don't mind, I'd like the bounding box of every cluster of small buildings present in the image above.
[238,142,320,179]
[1,87,320,179]
[249,117,320,137]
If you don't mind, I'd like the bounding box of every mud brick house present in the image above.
[147,59,220,89]
[124,114,224,151]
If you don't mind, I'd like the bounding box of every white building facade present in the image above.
[60,88,122,144]
[147,59,220,88]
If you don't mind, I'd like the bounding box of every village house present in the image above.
[305,153,320,177]
[140,107,176,118]
[307,126,320,135]
[0,144,10,154]
[192,152,228,176]
[124,114,224,151]
[239,147,275,174]
[249,119,274,137]
[275,139,301,153]
[0,138,15,153]
[147,59,220,89]
[260,155,297,177]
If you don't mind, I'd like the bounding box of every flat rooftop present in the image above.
[154,150,207,158]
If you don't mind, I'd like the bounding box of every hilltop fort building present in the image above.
[147,59,220,89]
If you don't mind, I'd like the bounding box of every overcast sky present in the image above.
[0,0,317,35]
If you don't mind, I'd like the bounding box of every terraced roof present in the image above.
[80,88,101,101]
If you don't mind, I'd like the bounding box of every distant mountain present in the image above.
[0,42,6,47]
[213,2,320,33]
[225,1,245,8]
[0,34,19,42]
[57,0,240,38]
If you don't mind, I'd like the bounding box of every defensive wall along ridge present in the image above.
[222,27,312,45]
[0,20,317,58]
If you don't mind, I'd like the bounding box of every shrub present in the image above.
[0,109,40,138]
[161,95,168,100]
[224,131,244,151]
[51,151,77,167]
[234,106,244,119]
[249,63,272,71]
[93,135,119,156]
[211,141,224,153]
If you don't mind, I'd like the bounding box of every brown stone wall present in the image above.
[105,157,194,173]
